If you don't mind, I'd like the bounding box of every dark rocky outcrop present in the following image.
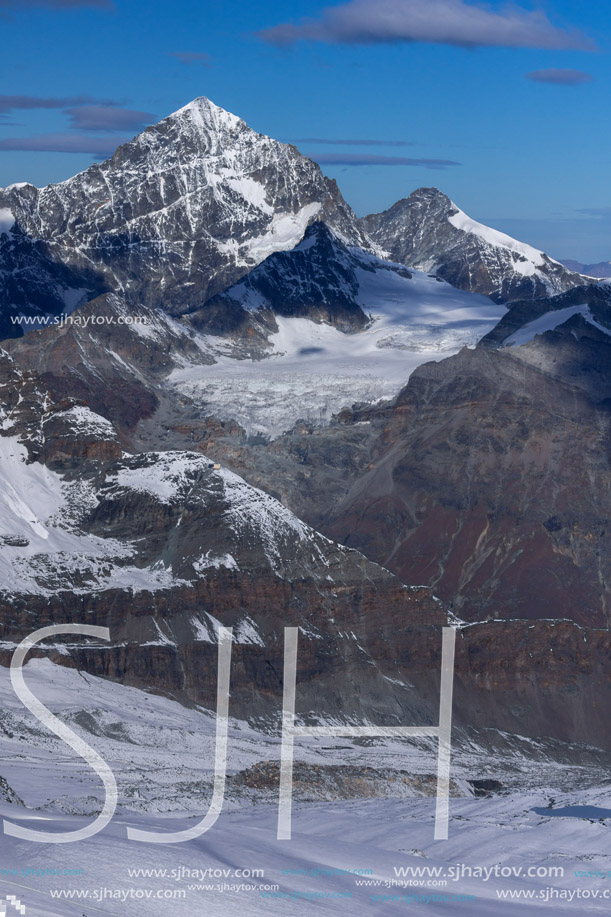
[199,222,376,334]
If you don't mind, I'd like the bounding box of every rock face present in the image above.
[0,199,106,340]
[160,320,611,752]
[11,280,608,635]
[2,438,610,754]
[3,292,208,433]
[361,187,586,303]
[0,352,447,729]
[196,221,378,334]
[323,339,611,627]
[0,98,371,337]
[3,335,611,759]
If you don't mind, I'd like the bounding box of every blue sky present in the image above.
[1,0,609,261]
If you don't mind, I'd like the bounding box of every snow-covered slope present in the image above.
[0,441,377,596]
[504,304,611,346]
[0,220,506,441]
[0,97,371,336]
[4,791,611,916]
[0,659,600,813]
[0,433,142,596]
[361,188,587,303]
[172,223,506,436]
[0,658,463,816]
[0,656,608,917]
[447,206,551,274]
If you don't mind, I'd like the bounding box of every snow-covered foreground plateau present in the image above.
[0,661,610,915]
[1,792,611,916]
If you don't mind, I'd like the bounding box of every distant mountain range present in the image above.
[560,258,611,278]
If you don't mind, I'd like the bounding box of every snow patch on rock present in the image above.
[0,208,15,235]
[504,304,609,347]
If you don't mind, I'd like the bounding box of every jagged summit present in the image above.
[0,96,371,337]
[0,98,588,341]
[131,95,265,160]
[171,95,245,125]
[385,186,448,208]
[361,187,587,303]
[394,187,550,264]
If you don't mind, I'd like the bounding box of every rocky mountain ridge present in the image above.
[479,280,611,348]
[0,98,590,348]
[361,188,587,303]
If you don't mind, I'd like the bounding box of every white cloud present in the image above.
[258,0,595,51]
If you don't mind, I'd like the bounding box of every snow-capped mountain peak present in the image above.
[0,97,372,337]
[361,187,587,303]
[171,95,246,131]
